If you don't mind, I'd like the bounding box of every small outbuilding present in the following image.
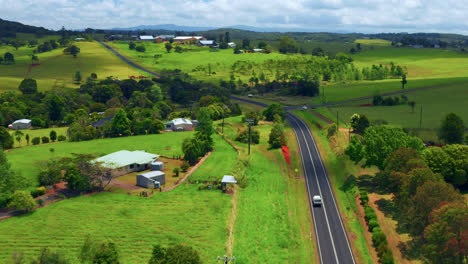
[198,40,215,46]
[140,35,155,41]
[221,175,237,192]
[137,171,165,188]
[165,118,196,131]
[228,42,236,48]
[9,119,31,130]
[151,161,164,171]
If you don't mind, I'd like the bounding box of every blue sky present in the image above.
[1,0,468,34]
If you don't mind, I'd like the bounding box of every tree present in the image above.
[148,244,201,264]
[111,109,131,137]
[173,167,180,177]
[269,123,285,149]
[182,137,203,165]
[350,114,369,134]
[195,107,214,151]
[64,45,80,57]
[262,103,286,122]
[25,134,30,145]
[135,45,146,52]
[75,71,82,83]
[278,37,298,54]
[18,78,38,94]
[165,43,173,53]
[258,41,267,49]
[50,130,57,141]
[0,127,14,149]
[0,150,27,207]
[7,191,36,212]
[129,42,136,50]
[439,112,465,144]
[242,39,250,49]
[93,241,120,264]
[345,126,425,169]
[225,31,231,43]
[31,54,39,64]
[14,130,23,146]
[47,94,65,121]
[31,247,69,264]
[38,159,63,186]
[4,52,14,63]
[401,74,407,89]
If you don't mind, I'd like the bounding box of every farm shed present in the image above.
[94,150,159,175]
[165,118,196,131]
[173,36,204,43]
[137,171,165,188]
[221,175,237,192]
[151,161,164,171]
[198,40,215,46]
[9,119,31,130]
[228,42,236,48]
[139,35,155,41]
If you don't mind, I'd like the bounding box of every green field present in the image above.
[328,82,468,130]
[0,185,231,263]
[0,41,142,92]
[355,39,391,46]
[9,127,69,147]
[110,41,291,82]
[6,132,193,185]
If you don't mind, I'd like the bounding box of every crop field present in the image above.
[353,47,468,79]
[110,41,291,81]
[0,185,231,263]
[328,81,468,129]
[6,132,194,185]
[217,116,315,263]
[0,41,142,92]
[9,127,69,147]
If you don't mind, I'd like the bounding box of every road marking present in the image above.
[288,114,339,264]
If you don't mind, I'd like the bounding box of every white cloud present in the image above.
[1,0,468,34]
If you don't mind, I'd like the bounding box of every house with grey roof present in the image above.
[94,150,159,175]
[8,119,31,130]
[164,118,197,131]
[198,40,216,46]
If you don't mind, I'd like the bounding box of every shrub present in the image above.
[372,230,387,247]
[31,117,45,128]
[360,191,369,205]
[181,162,189,172]
[57,135,66,141]
[7,191,36,212]
[368,218,380,231]
[41,136,50,144]
[37,198,45,206]
[364,206,377,222]
[235,129,260,144]
[31,186,46,198]
[49,130,57,141]
[135,45,146,52]
[380,249,394,264]
[32,137,41,145]
[173,167,180,177]
[327,123,337,138]
[342,175,357,192]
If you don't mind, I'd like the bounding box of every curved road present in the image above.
[95,40,356,263]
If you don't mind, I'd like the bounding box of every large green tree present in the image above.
[278,37,298,54]
[439,112,465,144]
[18,78,38,94]
[0,127,13,149]
[195,107,214,151]
[262,103,286,122]
[423,145,468,186]
[148,244,201,264]
[111,109,131,137]
[47,94,65,121]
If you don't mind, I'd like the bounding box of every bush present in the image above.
[364,206,377,222]
[327,123,337,138]
[380,249,394,264]
[49,130,57,141]
[372,230,387,247]
[342,175,357,192]
[181,162,189,172]
[31,186,46,198]
[368,218,380,231]
[173,167,180,177]
[58,135,66,141]
[135,45,146,52]
[7,191,36,212]
[31,117,45,128]
[235,129,260,144]
[32,137,41,145]
[360,191,369,205]
[41,136,50,144]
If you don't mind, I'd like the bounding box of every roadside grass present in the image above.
[329,81,468,129]
[0,41,142,92]
[292,109,375,264]
[353,47,468,79]
[0,185,231,263]
[6,132,193,185]
[9,127,69,147]
[218,116,315,263]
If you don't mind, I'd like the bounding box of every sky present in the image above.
[1,0,468,34]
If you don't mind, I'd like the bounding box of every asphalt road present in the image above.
[93,41,356,263]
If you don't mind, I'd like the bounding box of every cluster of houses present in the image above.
[137,35,236,48]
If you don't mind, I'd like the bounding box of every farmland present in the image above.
[6,132,194,185]
[9,127,69,147]
[0,41,142,92]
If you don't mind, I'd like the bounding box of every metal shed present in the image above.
[9,119,31,130]
[151,161,164,171]
[136,171,165,188]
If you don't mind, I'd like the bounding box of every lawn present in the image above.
[9,127,69,147]
[6,132,194,186]
[328,81,468,129]
[0,185,231,263]
[0,41,142,92]
[292,110,375,264]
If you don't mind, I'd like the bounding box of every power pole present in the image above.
[217,255,236,264]
[419,105,423,128]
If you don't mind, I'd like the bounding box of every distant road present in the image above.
[94,39,162,78]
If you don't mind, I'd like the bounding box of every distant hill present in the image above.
[111,24,216,32]
[0,18,54,38]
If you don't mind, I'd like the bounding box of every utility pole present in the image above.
[419,105,423,128]
[246,119,254,155]
[217,255,236,264]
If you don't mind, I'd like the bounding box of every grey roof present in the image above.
[151,161,164,165]
[172,118,192,126]
[138,171,165,179]
[139,35,154,40]
[95,150,159,169]
[12,119,31,124]
[200,40,214,45]
[222,175,237,184]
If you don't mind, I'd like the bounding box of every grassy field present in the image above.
[292,110,375,264]
[0,185,231,263]
[355,39,392,46]
[217,116,315,263]
[6,132,193,185]
[9,127,69,147]
[110,41,291,82]
[0,41,142,92]
[328,81,468,129]
[353,47,468,79]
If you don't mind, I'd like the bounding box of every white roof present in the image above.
[138,171,165,179]
[222,175,237,184]
[174,36,203,40]
[228,42,236,45]
[172,118,192,126]
[12,119,31,124]
[151,161,164,165]
[253,49,263,52]
[139,35,154,40]
[200,40,214,45]
[95,150,159,169]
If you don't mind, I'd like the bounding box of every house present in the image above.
[155,35,175,42]
[75,38,85,41]
[91,116,113,128]
[173,36,204,43]
[139,35,155,41]
[94,150,159,175]
[228,42,236,48]
[165,118,197,131]
[198,40,215,46]
[253,48,263,53]
[433,44,441,48]
[9,119,31,130]
[136,171,165,188]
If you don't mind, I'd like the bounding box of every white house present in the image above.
[165,118,197,131]
[228,42,236,48]
[9,119,31,130]
[94,150,159,175]
[198,40,215,46]
[139,35,155,41]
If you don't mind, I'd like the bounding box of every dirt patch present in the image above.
[368,193,421,264]
[108,178,141,191]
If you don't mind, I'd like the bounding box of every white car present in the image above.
[313,195,322,206]
[302,106,308,110]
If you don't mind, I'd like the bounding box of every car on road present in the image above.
[302,106,308,110]
[313,195,322,206]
